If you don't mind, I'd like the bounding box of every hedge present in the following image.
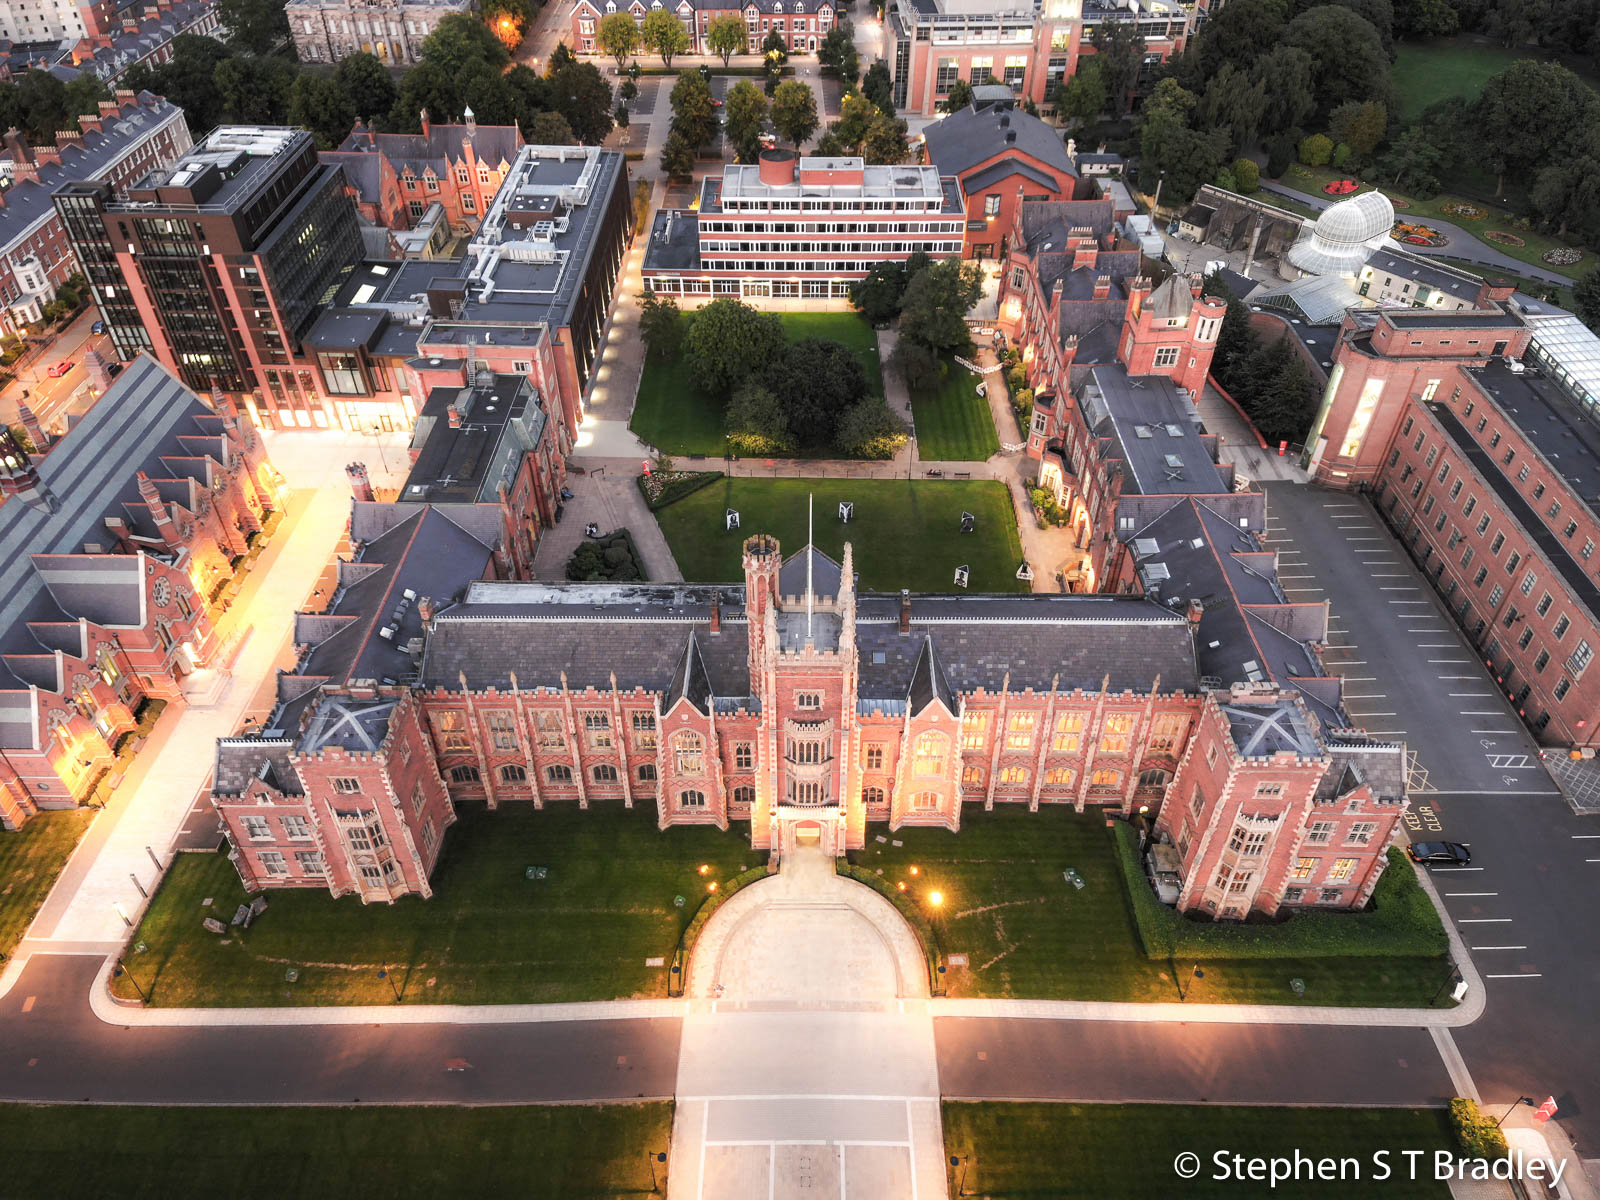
[638,469,724,511]
[838,863,944,995]
[1111,824,1449,961]
[671,864,774,994]
[1449,1099,1509,1161]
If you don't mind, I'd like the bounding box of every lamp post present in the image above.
[645,1150,667,1193]
[949,1154,972,1195]
[1176,961,1203,1000]
[377,967,402,1002]
[1494,1097,1536,1128]
[113,957,146,1002]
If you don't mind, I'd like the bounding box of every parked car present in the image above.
[1144,842,1182,905]
[1408,841,1472,866]
[92,320,105,334]
[107,362,123,378]
[46,359,73,377]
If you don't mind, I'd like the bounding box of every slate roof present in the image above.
[1085,365,1228,497]
[778,544,843,601]
[923,102,1076,189]
[213,739,303,797]
[400,373,547,505]
[1360,247,1482,304]
[336,118,523,179]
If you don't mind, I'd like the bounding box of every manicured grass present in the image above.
[631,311,884,458]
[0,1102,671,1200]
[0,809,91,961]
[943,1101,1454,1198]
[1391,37,1598,122]
[910,355,1000,462]
[865,806,1453,1006]
[1278,162,1588,280]
[113,804,753,1006]
[654,477,1028,594]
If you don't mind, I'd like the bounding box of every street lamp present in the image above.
[646,1150,667,1193]
[1494,1097,1536,1128]
[1176,962,1204,1000]
[949,1155,972,1195]
[113,957,146,1002]
[377,967,402,1002]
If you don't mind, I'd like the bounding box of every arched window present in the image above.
[1091,767,1122,788]
[911,790,939,810]
[1044,766,1073,786]
[680,789,706,808]
[961,765,984,785]
[733,785,755,806]
[449,765,479,783]
[638,763,658,782]
[675,731,703,774]
[1138,768,1169,789]
[861,785,886,804]
[547,764,573,784]
[998,765,1028,784]
[913,731,947,778]
[500,764,526,783]
[594,763,619,782]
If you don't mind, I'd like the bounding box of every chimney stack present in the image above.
[17,402,48,452]
[447,406,462,429]
[1092,274,1111,301]
[417,595,435,624]
[3,127,32,165]
[1187,598,1204,625]
[345,462,374,501]
[899,589,911,634]
[709,594,721,633]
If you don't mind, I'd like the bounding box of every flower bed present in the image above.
[1441,201,1485,220]
[637,469,723,511]
[1484,230,1525,246]
[1393,221,1447,247]
[1323,179,1359,195]
[1542,246,1584,266]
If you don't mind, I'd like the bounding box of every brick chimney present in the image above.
[97,99,119,119]
[419,107,431,138]
[345,462,374,501]
[79,114,104,135]
[3,127,32,165]
[1477,277,1517,307]
[709,594,721,632]
[18,402,48,451]
[447,406,462,429]
[417,595,435,624]
[899,589,911,634]
[1187,598,1204,625]
[1072,243,1098,271]
[1127,275,1152,317]
[135,471,179,547]
[1092,275,1110,301]
[33,141,61,169]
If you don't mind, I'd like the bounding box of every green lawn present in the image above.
[113,803,753,1006]
[655,477,1028,594]
[910,355,1000,462]
[1392,37,1598,122]
[0,809,91,961]
[943,1102,1454,1198]
[866,806,1453,1007]
[0,1102,671,1200]
[630,311,884,458]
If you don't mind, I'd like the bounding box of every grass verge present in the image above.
[112,803,753,1006]
[1391,37,1598,122]
[0,1101,671,1199]
[654,477,1027,594]
[0,809,92,961]
[942,1101,1454,1198]
[911,355,1000,462]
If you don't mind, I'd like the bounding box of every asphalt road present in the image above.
[1265,482,1600,1148]
[935,1018,1454,1106]
[0,310,112,432]
[0,956,680,1105]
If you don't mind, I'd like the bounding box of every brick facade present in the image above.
[572,0,837,59]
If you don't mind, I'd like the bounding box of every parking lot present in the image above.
[1266,483,1600,1145]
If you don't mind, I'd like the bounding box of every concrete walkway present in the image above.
[1196,382,1309,483]
[530,457,684,583]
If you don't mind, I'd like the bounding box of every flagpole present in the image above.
[806,493,814,640]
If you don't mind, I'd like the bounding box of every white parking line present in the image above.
[1484,974,1543,980]
[1427,659,1471,663]
[1460,710,1506,715]
[1458,918,1512,923]
[1380,587,1420,591]
[1573,835,1600,839]
[1470,729,1514,734]
[1432,866,1483,871]
[1371,573,1411,577]
[1350,711,1397,716]
[1346,536,1385,540]
[1471,946,1527,951]
[1438,676,1479,681]
[1418,643,1460,648]
[1448,693,1495,697]
[1345,693,1387,698]
[1338,676,1377,681]
[1446,892,1498,897]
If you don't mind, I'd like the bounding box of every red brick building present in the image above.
[0,355,277,828]
[572,0,837,58]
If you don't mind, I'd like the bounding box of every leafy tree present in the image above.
[861,62,894,115]
[641,9,690,68]
[1282,6,1390,120]
[639,287,685,361]
[1232,157,1260,193]
[818,23,858,82]
[813,129,848,156]
[1263,131,1298,179]
[388,63,460,133]
[660,129,696,178]
[1327,99,1387,162]
[770,79,819,148]
[1181,0,1287,89]
[942,79,974,114]
[421,12,510,76]
[833,397,905,459]
[1197,62,1267,155]
[1472,60,1599,197]
[899,258,983,359]
[122,35,232,134]
[614,102,631,129]
[1090,21,1146,115]
[724,79,768,147]
[670,70,718,148]
[1137,78,1226,207]
[336,52,399,125]
[706,14,749,66]
[1298,132,1332,166]
[830,90,876,149]
[458,63,519,126]
[548,60,614,144]
[849,261,908,323]
[549,41,577,71]
[683,297,785,396]
[597,12,641,69]
[215,55,296,125]
[760,339,869,449]
[289,73,356,148]
[1250,45,1316,137]
[761,29,788,64]
[1375,124,1442,191]
[1295,0,1394,50]
[528,109,577,144]
[484,0,535,50]
[216,0,290,54]
[620,79,639,103]
[1572,268,1600,332]
[9,70,68,142]
[726,380,796,456]
[1530,143,1600,240]
[505,63,554,127]
[1052,57,1105,129]
[861,110,909,164]
[1393,0,1458,37]
[61,73,111,131]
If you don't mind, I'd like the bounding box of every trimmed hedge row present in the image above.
[838,863,944,995]
[638,469,724,511]
[1111,824,1449,961]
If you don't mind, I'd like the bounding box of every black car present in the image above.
[1408,841,1472,866]
[107,362,123,378]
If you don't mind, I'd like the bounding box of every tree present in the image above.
[529,109,577,144]
[597,12,641,70]
[1328,99,1387,162]
[217,0,289,54]
[505,63,553,127]
[683,297,786,396]
[1264,132,1297,179]
[459,63,519,126]
[899,258,983,358]
[770,79,819,148]
[1282,6,1390,119]
[122,35,233,134]
[761,29,788,64]
[861,62,894,115]
[1182,0,1287,88]
[1377,124,1445,192]
[1137,78,1227,208]
[861,110,909,164]
[549,41,577,71]
[214,55,296,125]
[336,52,399,125]
[760,339,869,449]
[1090,21,1146,115]
[641,9,690,68]
[1472,60,1600,197]
[1232,157,1260,192]
[1530,152,1600,240]
[620,79,639,103]
[388,63,460,134]
[726,380,796,456]
[1197,62,1267,155]
[830,90,876,149]
[639,287,685,362]
[614,102,631,129]
[1572,268,1600,332]
[833,397,905,459]
[942,78,974,114]
[818,23,858,82]
[484,0,535,50]
[1298,132,1332,167]
[421,12,510,75]
[850,262,907,323]
[289,73,356,148]
[669,70,718,148]
[1298,0,1395,50]
[660,129,696,178]
[61,73,110,131]
[724,79,768,147]
[1051,57,1105,129]
[1251,45,1317,138]
[549,60,614,144]
[1393,0,1458,37]
[706,14,749,67]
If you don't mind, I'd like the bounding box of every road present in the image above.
[1265,482,1600,1149]
[0,308,114,434]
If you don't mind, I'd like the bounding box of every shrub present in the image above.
[1331,142,1351,168]
[1112,825,1449,961]
[1298,133,1332,167]
[1029,486,1069,527]
[1449,1099,1509,1161]
[1232,158,1259,194]
[565,528,647,581]
[833,398,908,459]
[1005,365,1026,393]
